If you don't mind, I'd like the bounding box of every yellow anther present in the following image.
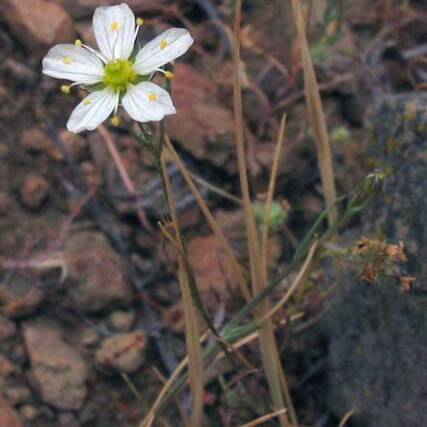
[148,93,158,102]
[111,21,120,31]
[164,71,175,80]
[60,85,71,94]
[136,17,144,26]
[74,39,83,47]
[160,40,168,50]
[110,116,120,127]
[63,56,73,65]
[83,98,92,105]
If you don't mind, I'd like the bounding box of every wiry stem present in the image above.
[233,1,295,426]
[160,153,204,427]
[291,0,337,226]
[97,125,152,231]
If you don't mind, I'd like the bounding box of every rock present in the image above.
[187,235,239,293]
[57,130,86,161]
[0,143,9,159]
[64,232,134,312]
[18,405,39,422]
[23,321,88,410]
[0,316,16,342]
[3,386,31,406]
[21,128,86,161]
[95,331,146,373]
[0,354,15,378]
[80,327,99,347]
[0,394,23,427]
[58,412,81,427]
[9,344,27,367]
[109,311,135,332]
[327,94,427,426]
[0,275,44,318]
[19,174,49,209]
[166,64,236,173]
[2,59,37,85]
[79,161,102,188]
[56,0,165,19]
[4,0,75,51]
[0,192,13,215]
[21,128,52,153]
[162,303,185,334]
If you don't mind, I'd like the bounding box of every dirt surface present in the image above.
[0,1,426,426]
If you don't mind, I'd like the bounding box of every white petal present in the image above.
[122,82,176,123]
[93,3,136,61]
[133,28,194,75]
[67,89,117,133]
[42,44,104,85]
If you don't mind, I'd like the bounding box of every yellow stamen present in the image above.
[60,85,71,94]
[110,116,121,127]
[83,99,92,105]
[136,17,144,26]
[74,39,83,47]
[148,93,158,102]
[111,21,120,31]
[63,56,73,65]
[164,71,175,80]
[160,40,168,50]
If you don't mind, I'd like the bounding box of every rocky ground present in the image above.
[0,0,426,426]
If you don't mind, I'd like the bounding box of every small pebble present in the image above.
[20,174,49,209]
[4,386,31,405]
[0,315,16,342]
[59,412,80,427]
[0,143,9,158]
[80,328,99,347]
[20,404,39,421]
[110,310,135,332]
[0,354,15,377]
[95,331,146,373]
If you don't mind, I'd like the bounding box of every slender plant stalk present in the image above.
[233,2,293,426]
[160,153,204,427]
[163,135,251,301]
[261,241,318,322]
[190,173,243,206]
[139,171,371,420]
[159,220,247,372]
[139,331,210,427]
[260,113,299,426]
[240,409,288,427]
[338,409,356,427]
[97,124,152,231]
[261,113,287,272]
[291,0,337,226]
[139,242,319,427]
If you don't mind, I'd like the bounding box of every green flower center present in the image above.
[103,60,137,92]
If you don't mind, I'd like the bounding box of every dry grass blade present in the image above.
[262,241,318,322]
[163,135,251,301]
[139,330,211,427]
[259,113,299,426]
[138,358,186,427]
[338,409,356,427]
[290,0,337,226]
[261,113,287,277]
[190,173,243,206]
[239,409,287,427]
[160,153,204,427]
[233,2,295,426]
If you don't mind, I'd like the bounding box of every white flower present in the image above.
[42,3,193,133]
